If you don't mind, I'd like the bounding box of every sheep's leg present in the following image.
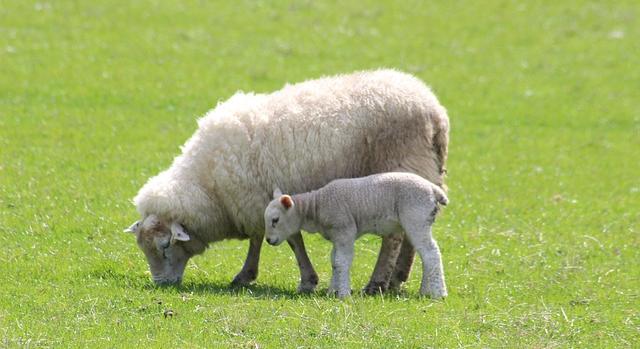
[231,236,263,286]
[287,232,319,293]
[363,233,403,295]
[404,224,447,299]
[329,233,355,299]
[388,238,416,290]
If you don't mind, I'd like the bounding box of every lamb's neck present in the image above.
[293,191,321,233]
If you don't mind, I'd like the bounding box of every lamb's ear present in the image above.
[273,187,283,199]
[124,221,141,234]
[280,195,294,210]
[170,222,191,243]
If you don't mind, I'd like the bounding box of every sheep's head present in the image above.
[124,215,193,285]
[264,189,301,246]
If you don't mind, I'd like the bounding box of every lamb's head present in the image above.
[264,190,301,246]
[125,215,193,285]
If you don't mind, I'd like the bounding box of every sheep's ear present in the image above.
[124,221,141,234]
[273,187,283,199]
[280,195,294,210]
[170,222,191,243]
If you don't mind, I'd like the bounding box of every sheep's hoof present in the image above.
[388,277,405,291]
[297,282,317,294]
[230,270,257,287]
[230,279,252,288]
[362,281,389,296]
[297,273,319,293]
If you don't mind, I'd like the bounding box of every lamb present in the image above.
[264,172,449,299]
[125,69,449,292]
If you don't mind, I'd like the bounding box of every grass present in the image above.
[1,0,639,347]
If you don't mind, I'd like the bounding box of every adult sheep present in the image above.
[125,69,449,294]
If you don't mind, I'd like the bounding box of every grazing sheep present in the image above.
[264,172,448,299]
[125,69,449,291]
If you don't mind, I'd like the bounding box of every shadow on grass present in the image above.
[86,267,149,289]
[177,280,305,299]
[165,281,419,301]
[86,267,308,299]
[86,267,422,300]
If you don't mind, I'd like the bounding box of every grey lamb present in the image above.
[264,172,448,299]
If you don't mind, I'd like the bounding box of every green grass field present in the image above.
[1,1,639,347]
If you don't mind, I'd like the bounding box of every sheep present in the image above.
[125,69,449,292]
[264,172,448,299]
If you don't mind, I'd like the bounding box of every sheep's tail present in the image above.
[433,186,449,206]
[432,107,449,182]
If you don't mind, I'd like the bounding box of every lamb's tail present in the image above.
[433,185,449,206]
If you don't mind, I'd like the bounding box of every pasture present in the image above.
[1,0,638,347]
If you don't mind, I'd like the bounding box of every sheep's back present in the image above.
[178,69,448,235]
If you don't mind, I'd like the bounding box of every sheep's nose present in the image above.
[153,277,182,285]
[266,237,277,246]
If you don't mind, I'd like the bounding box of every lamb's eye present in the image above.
[271,217,279,227]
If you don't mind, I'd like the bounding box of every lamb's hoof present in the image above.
[337,292,351,299]
[420,288,447,300]
[362,281,389,296]
[327,288,352,299]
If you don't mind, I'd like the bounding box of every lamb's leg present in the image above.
[387,153,446,292]
[388,238,416,290]
[328,233,355,299]
[328,247,339,295]
[287,232,319,293]
[404,225,447,299]
[231,236,263,286]
[363,233,403,295]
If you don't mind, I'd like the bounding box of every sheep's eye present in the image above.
[271,217,279,227]
[158,240,171,259]
[158,240,170,251]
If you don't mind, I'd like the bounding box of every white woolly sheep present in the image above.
[125,69,449,292]
[264,172,448,299]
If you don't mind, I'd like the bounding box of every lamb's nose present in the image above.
[266,237,277,245]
